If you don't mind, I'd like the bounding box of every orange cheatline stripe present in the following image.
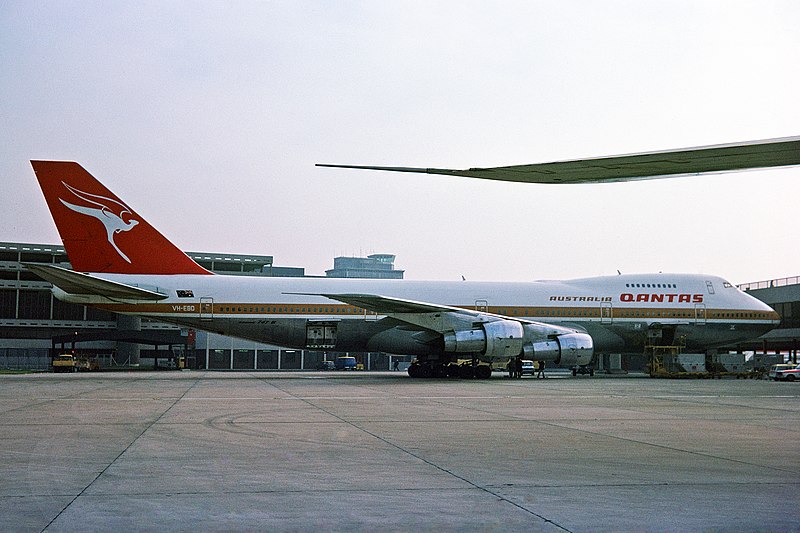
[91,302,778,321]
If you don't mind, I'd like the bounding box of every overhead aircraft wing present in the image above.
[23,263,169,301]
[317,136,800,184]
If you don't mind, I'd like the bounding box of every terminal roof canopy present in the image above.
[317,136,800,184]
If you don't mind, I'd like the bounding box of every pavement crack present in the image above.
[261,378,574,532]
[40,378,201,532]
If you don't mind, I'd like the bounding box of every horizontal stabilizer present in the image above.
[23,263,168,301]
[317,136,800,184]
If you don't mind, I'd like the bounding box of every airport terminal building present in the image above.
[325,254,404,279]
[735,277,800,356]
[0,240,797,371]
[0,241,407,371]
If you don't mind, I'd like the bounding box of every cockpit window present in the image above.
[723,281,732,288]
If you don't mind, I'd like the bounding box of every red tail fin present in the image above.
[31,161,210,275]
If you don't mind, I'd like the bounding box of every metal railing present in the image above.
[738,276,800,291]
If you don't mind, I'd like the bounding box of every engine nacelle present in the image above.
[522,332,593,366]
[443,320,524,359]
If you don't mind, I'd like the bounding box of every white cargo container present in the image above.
[667,353,706,373]
[714,353,746,372]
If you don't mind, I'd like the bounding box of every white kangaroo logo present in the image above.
[59,181,139,263]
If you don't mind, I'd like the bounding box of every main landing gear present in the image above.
[571,365,595,376]
[407,359,492,379]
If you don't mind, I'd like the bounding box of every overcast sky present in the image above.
[1,1,798,284]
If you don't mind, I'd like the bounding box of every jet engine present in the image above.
[522,332,593,366]
[443,320,524,358]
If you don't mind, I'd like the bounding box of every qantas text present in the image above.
[619,293,703,303]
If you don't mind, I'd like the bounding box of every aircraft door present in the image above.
[200,297,213,320]
[306,321,337,349]
[600,302,613,324]
[694,304,707,325]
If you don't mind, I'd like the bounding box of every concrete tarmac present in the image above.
[1,370,798,532]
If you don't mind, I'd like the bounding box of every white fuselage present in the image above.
[57,272,779,358]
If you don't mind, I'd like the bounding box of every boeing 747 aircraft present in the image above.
[28,140,789,377]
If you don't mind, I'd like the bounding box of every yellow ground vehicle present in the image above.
[52,354,99,372]
[52,354,76,372]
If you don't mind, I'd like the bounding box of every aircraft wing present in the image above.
[298,292,479,316]
[317,136,800,184]
[290,292,575,337]
[23,263,169,301]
